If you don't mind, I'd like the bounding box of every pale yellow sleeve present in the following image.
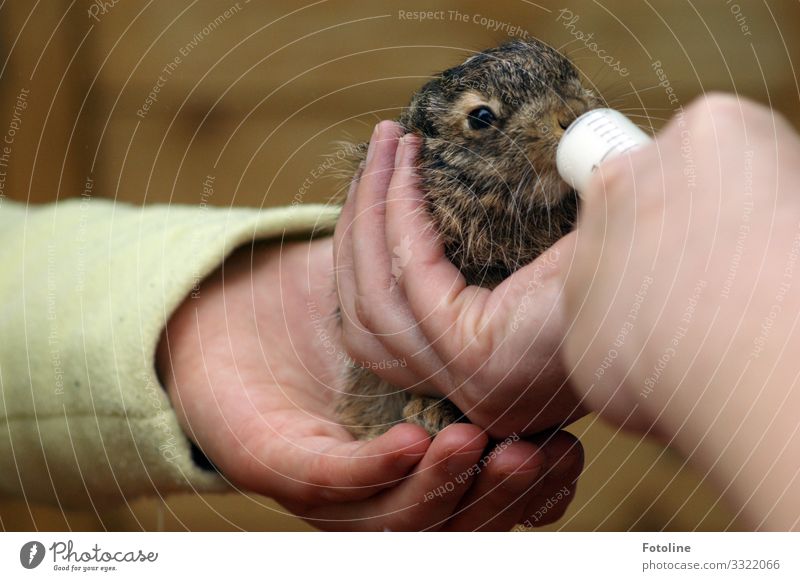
[0,197,338,508]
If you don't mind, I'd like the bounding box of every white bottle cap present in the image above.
[556,108,652,195]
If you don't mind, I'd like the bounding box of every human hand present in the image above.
[560,94,800,528]
[157,236,582,530]
[333,121,586,438]
[561,94,800,427]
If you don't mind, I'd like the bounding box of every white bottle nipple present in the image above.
[556,108,653,195]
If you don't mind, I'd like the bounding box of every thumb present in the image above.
[493,231,578,326]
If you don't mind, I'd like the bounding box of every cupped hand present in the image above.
[333,121,586,438]
[156,234,582,530]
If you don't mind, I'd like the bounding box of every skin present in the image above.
[561,94,800,530]
[334,121,586,439]
[156,232,582,531]
[341,94,800,530]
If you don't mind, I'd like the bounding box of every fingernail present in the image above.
[398,134,420,169]
[366,124,380,165]
[346,172,359,201]
[394,135,406,167]
[499,455,544,489]
[512,455,545,476]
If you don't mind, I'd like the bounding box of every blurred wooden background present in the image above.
[1,0,798,531]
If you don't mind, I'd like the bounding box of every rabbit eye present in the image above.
[467,106,496,130]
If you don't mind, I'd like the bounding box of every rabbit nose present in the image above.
[557,109,577,131]
[556,99,590,131]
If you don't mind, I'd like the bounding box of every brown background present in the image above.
[1,0,798,531]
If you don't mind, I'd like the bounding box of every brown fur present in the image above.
[334,40,601,439]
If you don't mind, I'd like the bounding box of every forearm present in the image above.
[644,337,800,531]
[0,198,337,507]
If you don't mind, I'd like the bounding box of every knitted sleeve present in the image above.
[0,198,338,508]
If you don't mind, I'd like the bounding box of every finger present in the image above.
[332,172,358,321]
[522,468,579,527]
[352,120,404,293]
[346,128,452,392]
[524,478,578,527]
[334,128,420,386]
[298,423,488,531]
[384,135,486,353]
[521,432,584,527]
[376,423,488,531]
[443,439,547,531]
[490,231,576,323]
[267,423,432,505]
